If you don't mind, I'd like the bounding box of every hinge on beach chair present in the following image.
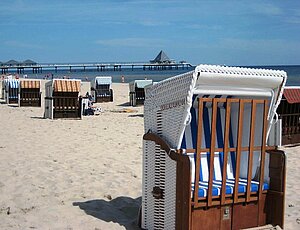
[152,186,164,199]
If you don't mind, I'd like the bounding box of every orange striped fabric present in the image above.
[20,80,40,89]
[53,80,81,92]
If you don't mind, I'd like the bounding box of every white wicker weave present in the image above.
[142,64,287,230]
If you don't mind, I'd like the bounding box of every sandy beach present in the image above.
[0,83,299,229]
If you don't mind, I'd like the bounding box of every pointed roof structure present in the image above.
[23,59,37,66]
[5,59,19,66]
[150,50,171,63]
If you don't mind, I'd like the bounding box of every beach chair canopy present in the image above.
[53,79,81,93]
[95,76,112,86]
[136,80,153,88]
[20,80,40,89]
[282,86,300,104]
[129,80,153,92]
[145,65,286,149]
[5,79,19,89]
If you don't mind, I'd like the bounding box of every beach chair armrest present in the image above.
[143,132,179,161]
[268,149,286,192]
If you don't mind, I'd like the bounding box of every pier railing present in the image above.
[1,62,193,74]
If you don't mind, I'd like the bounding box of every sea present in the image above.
[12,65,300,86]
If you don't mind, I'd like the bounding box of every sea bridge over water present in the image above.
[0,62,193,74]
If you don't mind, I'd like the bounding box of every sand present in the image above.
[0,83,299,229]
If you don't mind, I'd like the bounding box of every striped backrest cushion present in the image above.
[9,79,19,89]
[181,95,236,183]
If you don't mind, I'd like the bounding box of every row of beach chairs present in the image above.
[1,78,83,119]
[1,76,154,119]
[92,76,153,106]
[2,78,42,106]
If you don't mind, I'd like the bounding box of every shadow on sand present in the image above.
[128,114,144,118]
[73,196,141,230]
[8,104,19,108]
[117,102,131,107]
[30,116,45,119]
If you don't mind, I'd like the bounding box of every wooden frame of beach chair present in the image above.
[4,78,19,104]
[92,76,113,103]
[129,80,153,106]
[19,79,42,107]
[141,65,287,230]
[277,86,300,145]
[44,79,82,119]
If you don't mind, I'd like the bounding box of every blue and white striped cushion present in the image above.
[8,80,19,99]
[9,79,19,89]
[182,95,269,198]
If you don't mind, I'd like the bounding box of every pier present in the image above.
[0,62,193,75]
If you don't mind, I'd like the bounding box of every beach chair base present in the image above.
[45,96,82,119]
[282,133,300,146]
[53,110,81,119]
[53,98,82,119]
[143,133,286,230]
[95,96,112,103]
[95,89,113,103]
[8,98,18,104]
[129,92,145,106]
[20,90,41,107]
[20,99,41,107]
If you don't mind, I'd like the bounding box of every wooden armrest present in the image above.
[267,149,286,192]
[143,132,182,161]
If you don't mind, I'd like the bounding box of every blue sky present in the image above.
[0,0,299,65]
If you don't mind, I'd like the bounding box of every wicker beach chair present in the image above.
[142,65,287,230]
[129,79,153,106]
[92,76,113,103]
[277,86,300,145]
[4,78,19,104]
[44,79,82,119]
[19,79,41,107]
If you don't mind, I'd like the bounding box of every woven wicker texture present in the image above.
[196,64,286,78]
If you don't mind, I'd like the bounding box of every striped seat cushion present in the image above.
[193,178,269,198]
[182,95,269,198]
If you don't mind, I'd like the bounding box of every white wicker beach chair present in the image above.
[4,78,19,104]
[92,76,113,103]
[142,65,287,230]
[129,80,153,106]
[44,79,82,119]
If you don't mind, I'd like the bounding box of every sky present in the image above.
[0,0,300,66]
